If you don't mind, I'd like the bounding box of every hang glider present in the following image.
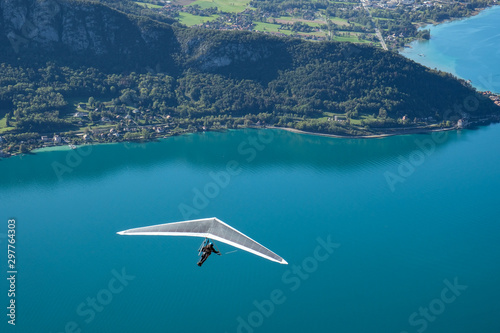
[117,217,288,265]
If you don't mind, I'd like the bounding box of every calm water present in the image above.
[1,126,500,333]
[401,5,500,93]
[2,8,500,333]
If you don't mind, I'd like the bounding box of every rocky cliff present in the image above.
[0,0,180,72]
[0,0,290,77]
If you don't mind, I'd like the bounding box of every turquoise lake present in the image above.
[2,127,500,333]
[2,6,500,333]
[401,5,500,93]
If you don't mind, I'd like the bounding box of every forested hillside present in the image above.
[0,0,498,154]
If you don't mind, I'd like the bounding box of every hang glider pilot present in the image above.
[117,217,288,265]
[198,241,220,267]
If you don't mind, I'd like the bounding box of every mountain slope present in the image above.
[0,0,498,146]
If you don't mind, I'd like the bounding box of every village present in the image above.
[142,0,498,46]
[0,98,262,158]
[2,90,499,159]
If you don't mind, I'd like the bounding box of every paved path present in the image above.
[375,28,388,50]
[360,0,388,50]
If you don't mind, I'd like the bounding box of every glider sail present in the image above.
[117,217,287,265]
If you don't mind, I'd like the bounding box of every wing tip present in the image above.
[117,231,126,235]
[280,259,288,265]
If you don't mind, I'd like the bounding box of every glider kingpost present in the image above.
[117,217,288,265]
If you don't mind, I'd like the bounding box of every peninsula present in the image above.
[0,0,499,157]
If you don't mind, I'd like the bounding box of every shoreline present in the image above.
[415,6,492,30]
[412,4,499,35]
[403,4,499,50]
[0,125,466,159]
[3,118,500,159]
[271,125,459,139]
[399,4,500,94]
[4,112,500,158]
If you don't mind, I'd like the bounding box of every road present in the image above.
[360,0,389,51]
[375,28,388,51]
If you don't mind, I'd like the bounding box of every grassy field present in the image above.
[300,14,367,29]
[187,0,251,13]
[349,118,363,125]
[254,20,328,37]
[178,12,219,26]
[303,21,323,28]
[274,16,326,27]
[76,124,116,133]
[253,22,293,35]
[298,31,327,38]
[326,17,366,28]
[332,35,369,43]
[135,1,164,9]
[0,116,15,134]
[330,31,373,43]
[326,17,351,26]
[318,112,376,126]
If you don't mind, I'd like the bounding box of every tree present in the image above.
[141,128,151,140]
[88,111,96,123]
[378,108,388,119]
[88,97,95,107]
[417,29,431,40]
[19,144,28,154]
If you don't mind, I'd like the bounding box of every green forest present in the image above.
[0,0,499,155]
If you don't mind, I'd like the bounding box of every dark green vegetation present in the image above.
[0,0,498,155]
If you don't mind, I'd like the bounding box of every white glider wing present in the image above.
[117,217,287,264]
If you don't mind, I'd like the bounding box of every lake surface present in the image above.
[401,5,500,93]
[2,126,500,333]
[2,7,500,333]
